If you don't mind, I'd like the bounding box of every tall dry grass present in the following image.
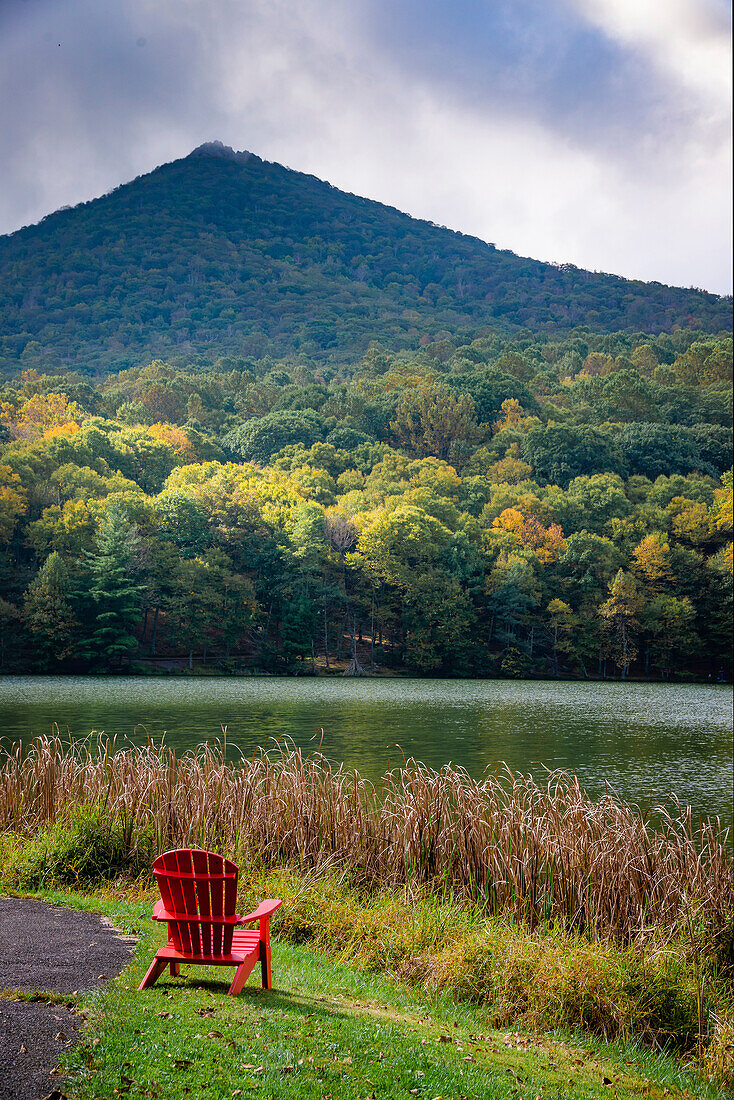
[1,733,731,944]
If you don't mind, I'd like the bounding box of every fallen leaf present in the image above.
[19,1044,27,1054]
[157,1012,173,1020]
[207,1030,224,1039]
[54,1032,67,1042]
[173,1060,193,1070]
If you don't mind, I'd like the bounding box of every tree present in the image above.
[599,570,641,677]
[485,552,541,649]
[0,598,21,668]
[167,551,257,667]
[492,508,565,563]
[402,571,476,673]
[485,447,534,485]
[389,380,477,461]
[492,398,536,434]
[27,500,97,557]
[618,424,724,480]
[0,465,27,543]
[23,552,79,667]
[565,473,631,535]
[546,598,576,677]
[108,427,179,493]
[223,410,326,465]
[522,425,625,487]
[640,594,696,677]
[82,506,145,666]
[155,489,210,555]
[447,369,539,424]
[631,533,673,590]
[356,504,452,590]
[1,392,84,441]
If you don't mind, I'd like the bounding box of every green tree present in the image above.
[0,464,27,544]
[522,425,625,487]
[402,571,476,673]
[23,552,79,667]
[223,410,326,465]
[389,380,477,461]
[640,594,696,677]
[546,598,576,676]
[166,550,257,667]
[82,507,144,666]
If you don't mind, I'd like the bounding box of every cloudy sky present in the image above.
[1,0,731,293]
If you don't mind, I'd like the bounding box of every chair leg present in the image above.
[260,939,272,989]
[169,961,180,977]
[228,954,258,996]
[139,956,168,990]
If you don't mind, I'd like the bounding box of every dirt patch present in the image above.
[0,897,134,1100]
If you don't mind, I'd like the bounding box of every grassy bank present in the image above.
[1,887,731,1100]
[0,736,732,1086]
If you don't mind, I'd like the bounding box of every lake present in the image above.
[0,676,731,832]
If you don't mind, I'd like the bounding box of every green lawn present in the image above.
[5,891,725,1100]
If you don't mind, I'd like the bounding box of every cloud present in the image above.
[567,0,731,109]
[0,0,730,293]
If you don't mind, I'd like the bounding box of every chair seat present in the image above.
[157,928,261,965]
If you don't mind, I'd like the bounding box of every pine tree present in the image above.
[82,506,144,666]
[23,552,79,667]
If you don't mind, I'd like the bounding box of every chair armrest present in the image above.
[152,898,171,922]
[238,898,282,924]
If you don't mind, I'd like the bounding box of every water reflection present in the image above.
[0,676,731,831]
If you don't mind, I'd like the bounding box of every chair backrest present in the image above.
[153,848,239,957]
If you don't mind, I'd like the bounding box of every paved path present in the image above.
[0,897,134,1100]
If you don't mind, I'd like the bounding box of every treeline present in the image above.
[0,328,731,678]
[1,145,731,375]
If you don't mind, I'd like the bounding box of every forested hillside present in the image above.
[0,142,731,375]
[1,328,731,678]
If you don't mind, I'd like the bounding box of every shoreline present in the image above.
[1,664,730,684]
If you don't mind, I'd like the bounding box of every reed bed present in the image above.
[1,734,731,945]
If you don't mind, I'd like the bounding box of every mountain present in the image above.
[0,141,730,375]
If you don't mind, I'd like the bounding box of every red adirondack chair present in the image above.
[139,849,282,996]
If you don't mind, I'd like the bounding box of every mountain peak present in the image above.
[187,141,254,165]
[0,146,730,373]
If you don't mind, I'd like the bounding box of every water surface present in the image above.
[0,676,731,831]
